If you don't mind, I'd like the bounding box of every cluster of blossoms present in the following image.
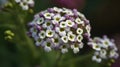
[88,36,119,63]
[15,0,34,10]
[28,7,91,54]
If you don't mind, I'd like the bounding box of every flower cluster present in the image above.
[88,36,119,63]
[15,0,34,10]
[28,7,91,54]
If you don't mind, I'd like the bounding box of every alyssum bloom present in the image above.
[88,36,119,63]
[28,7,91,54]
[15,0,34,10]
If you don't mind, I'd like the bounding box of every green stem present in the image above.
[54,52,62,67]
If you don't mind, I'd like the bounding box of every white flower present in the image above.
[73,48,79,54]
[55,27,60,32]
[60,21,67,28]
[30,27,37,37]
[62,8,74,15]
[35,38,43,46]
[71,44,80,53]
[52,14,65,24]
[20,2,29,10]
[44,46,52,52]
[77,12,85,18]
[42,20,53,29]
[61,44,68,53]
[100,49,107,59]
[78,43,84,48]
[51,35,61,47]
[43,41,52,52]
[101,39,110,48]
[76,28,83,34]
[75,18,84,24]
[76,35,83,42]
[53,7,62,13]
[109,50,118,58]
[67,31,73,35]
[92,43,101,51]
[71,43,84,50]
[36,18,44,24]
[66,20,75,27]
[67,32,76,42]
[59,31,66,36]
[46,30,54,37]
[58,28,66,36]
[44,12,54,19]
[61,48,68,54]
[15,0,21,3]
[61,36,68,43]
[92,55,102,63]
[38,30,46,39]
[86,25,91,34]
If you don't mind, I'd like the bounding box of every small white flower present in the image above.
[101,39,110,48]
[109,50,118,58]
[68,33,76,42]
[113,46,118,51]
[76,28,83,34]
[62,8,74,15]
[38,30,46,39]
[60,21,67,28]
[44,12,53,19]
[77,12,85,18]
[52,14,65,24]
[61,48,68,54]
[35,38,43,46]
[46,30,54,37]
[61,44,68,53]
[92,43,101,51]
[51,35,61,47]
[30,27,37,37]
[86,25,91,34]
[59,31,66,36]
[75,18,84,24]
[36,18,44,24]
[55,27,60,32]
[42,20,53,29]
[66,20,75,27]
[76,35,83,42]
[92,55,102,63]
[100,49,107,59]
[61,36,68,43]
[43,41,52,52]
[73,48,79,54]
[20,2,29,10]
[53,7,62,13]
[58,28,66,36]
[71,43,80,53]
[44,46,52,52]
[67,31,73,34]
[78,43,84,48]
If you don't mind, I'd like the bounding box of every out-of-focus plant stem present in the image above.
[54,52,63,67]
